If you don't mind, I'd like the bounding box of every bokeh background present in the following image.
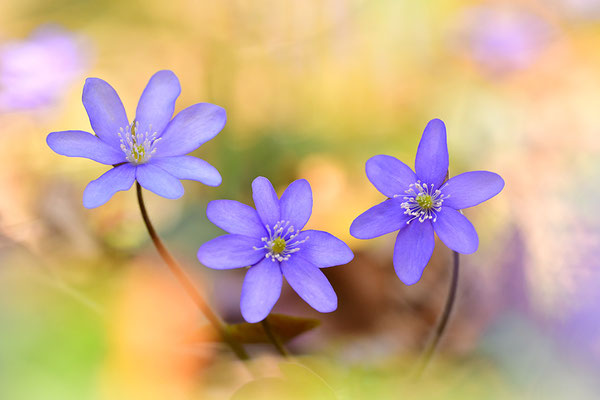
[1,0,600,399]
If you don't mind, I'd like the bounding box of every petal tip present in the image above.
[196,246,209,266]
[459,241,479,255]
[495,173,506,191]
[426,118,446,129]
[399,275,422,286]
[348,221,362,239]
[155,69,177,78]
[317,298,338,313]
[82,192,104,209]
[241,312,265,324]
[240,302,271,323]
[46,131,59,150]
[82,77,106,95]
[83,77,99,86]
[339,241,355,264]
[252,176,270,186]
[344,249,355,264]
[206,171,222,187]
[349,220,374,240]
[82,199,100,209]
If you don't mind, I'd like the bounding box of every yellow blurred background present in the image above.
[1,0,600,399]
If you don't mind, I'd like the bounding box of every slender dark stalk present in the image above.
[413,250,460,379]
[261,317,290,358]
[136,183,249,361]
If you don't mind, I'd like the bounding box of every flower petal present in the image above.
[281,256,337,313]
[349,198,409,239]
[240,258,282,323]
[415,118,449,189]
[151,156,221,186]
[135,70,181,136]
[82,77,128,148]
[279,179,312,231]
[197,234,266,269]
[433,207,479,254]
[295,230,353,268]
[365,155,417,198]
[252,176,280,227]
[441,171,505,209]
[136,163,184,199]
[156,103,226,157]
[393,221,435,285]
[206,199,267,238]
[47,130,125,165]
[82,164,136,208]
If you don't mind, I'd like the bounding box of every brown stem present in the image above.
[261,317,290,358]
[136,183,249,361]
[413,250,460,379]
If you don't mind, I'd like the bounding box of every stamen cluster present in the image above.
[117,121,160,164]
[399,181,447,223]
[253,220,309,262]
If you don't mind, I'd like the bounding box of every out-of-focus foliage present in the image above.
[1,0,600,399]
[193,314,321,344]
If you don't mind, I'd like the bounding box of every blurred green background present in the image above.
[1,0,600,399]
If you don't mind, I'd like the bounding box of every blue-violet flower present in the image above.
[47,70,224,208]
[0,25,88,111]
[197,177,354,323]
[350,119,504,285]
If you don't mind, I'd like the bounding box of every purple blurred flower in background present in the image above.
[47,70,224,208]
[350,119,504,285]
[455,5,553,75]
[197,177,353,323]
[555,0,600,20]
[0,25,89,111]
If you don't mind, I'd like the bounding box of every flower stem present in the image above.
[261,317,290,358]
[413,250,460,379]
[135,183,249,361]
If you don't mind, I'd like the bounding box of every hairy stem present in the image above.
[261,317,290,358]
[414,250,460,379]
[136,183,249,361]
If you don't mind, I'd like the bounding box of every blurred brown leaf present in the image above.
[193,314,321,345]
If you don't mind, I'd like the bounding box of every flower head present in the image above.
[197,177,354,323]
[350,119,504,285]
[455,6,552,75]
[47,70,224,208]
[0,25,89,111]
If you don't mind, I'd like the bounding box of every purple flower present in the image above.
[0,25,89,111]
[197,177,354,323]
[47,70,224,208]
[350,119,504,285]
[555,0,600,20]
[455,5,552,75]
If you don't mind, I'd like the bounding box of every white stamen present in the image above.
[117,121,160,164]
[398,180,447,224]
[252,219,309,262]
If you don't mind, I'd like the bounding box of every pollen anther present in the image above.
[117,121,160,164]
[252,220,309,262]
[399,181,447,223]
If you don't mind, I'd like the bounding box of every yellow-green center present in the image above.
[271,237,287,254]
[416,194,434,210]
[118,121,159,165]
[131,145,146,163]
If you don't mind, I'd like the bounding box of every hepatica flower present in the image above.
[47,70,224,208]
[456,5,552,75]
[350,119,504,285]
[197,177,354,323]
[0,24,89,111]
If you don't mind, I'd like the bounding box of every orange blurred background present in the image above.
[1,0,600,399]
